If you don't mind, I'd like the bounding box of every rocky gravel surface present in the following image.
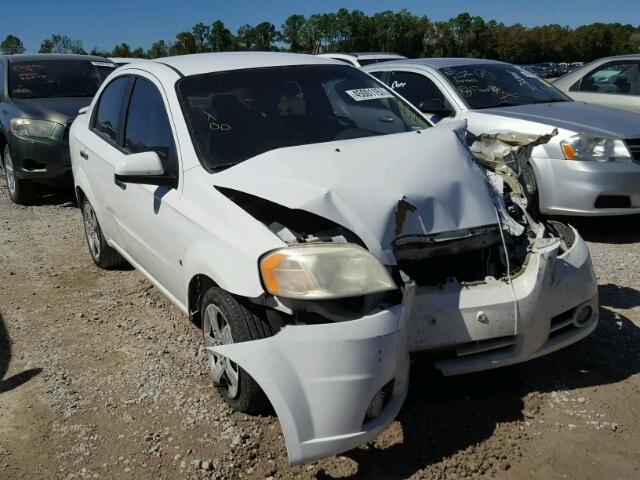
[0,184,639,480]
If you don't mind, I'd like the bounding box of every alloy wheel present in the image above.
[203,303,240,398]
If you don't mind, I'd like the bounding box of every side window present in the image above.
[124,77,178,175]
[388,71,448,110]
[576,61,640,95]
[93,76,130,143]
[368,70,387,82]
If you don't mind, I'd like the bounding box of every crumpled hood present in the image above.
[211,126,498,264]
[12,97,92,125]
[471,101,640,138]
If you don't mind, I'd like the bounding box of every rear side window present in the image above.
[575,61,640,95]
[124,78,177,175]
[93,76,130,143]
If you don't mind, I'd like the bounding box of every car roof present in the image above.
[3,53,113,63]
[155,52,339,77]
[363,57,510,70]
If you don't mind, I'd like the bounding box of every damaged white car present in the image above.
[69,53,598,464]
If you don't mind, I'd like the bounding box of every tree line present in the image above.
[2,9,639,64]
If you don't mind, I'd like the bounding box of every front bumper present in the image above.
[211,228,596,464]
[534,157,640,216]
[210,302,410,465]
[417,229,598,375]
[7,132,73,185]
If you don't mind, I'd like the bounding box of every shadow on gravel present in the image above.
[567,215,640,244]
[31,187,77,208]
[321,301,640,479]
[0,312,42,394]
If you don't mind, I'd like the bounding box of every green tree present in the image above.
[253,22,280,51]
[208,20,235,51]
[282,14,306,52]
[192,23,211,53]
[236,24,255,50]
[170,31,197,55]
[0,35,25,55]
[147,40,170,59]
[39,34,85,54]
[111,43,132,58]
[90,47,111,57]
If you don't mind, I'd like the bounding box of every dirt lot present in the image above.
[0,182,639,480]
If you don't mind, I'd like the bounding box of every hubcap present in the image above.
[4,150,16,196]
[83,203,101,260]
[203,304,239,398]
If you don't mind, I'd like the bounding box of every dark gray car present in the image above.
[0,54,116,203]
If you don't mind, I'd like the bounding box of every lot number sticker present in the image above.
[346,88,394,101]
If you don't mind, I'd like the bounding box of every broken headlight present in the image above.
[259,244,396,300]
[560,134,631,163]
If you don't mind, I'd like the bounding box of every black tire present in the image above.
[201,287,272,414]
[3,145,36,205]
[522,163,541,219]
[81,197,125,269]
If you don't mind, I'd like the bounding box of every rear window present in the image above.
[9,60,116,99]
[177,64,429,171]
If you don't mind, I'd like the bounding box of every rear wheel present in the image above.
[201,287,271,414]
[3,145,36,204]
[81,198,124,269]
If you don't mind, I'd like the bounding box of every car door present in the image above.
[112,74,185,302]
[79,75,132,244]
[568,60,640,112]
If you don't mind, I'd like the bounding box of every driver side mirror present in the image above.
[418,98,453,117]
[114,151,177,189]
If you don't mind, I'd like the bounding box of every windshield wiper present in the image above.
[530,98,569,104]
[479,101,522,109]
[210,162,239,172]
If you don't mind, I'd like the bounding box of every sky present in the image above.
[1,0,638,53]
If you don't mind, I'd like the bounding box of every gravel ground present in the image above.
[0,182,639,480]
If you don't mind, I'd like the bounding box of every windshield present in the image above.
[177,64,429,170]
[9,60,116,99]
[439,63,571,109]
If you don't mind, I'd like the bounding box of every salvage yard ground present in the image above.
[0,182,639,480]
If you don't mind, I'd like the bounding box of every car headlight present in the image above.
[560,134,631,162]
[10,118,62,139]
[259,243,397,300]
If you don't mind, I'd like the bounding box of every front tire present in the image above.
[3,145,36,205]
[81,198,124,269]
[201,287,272,414]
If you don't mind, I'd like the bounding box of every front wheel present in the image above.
[81,198,124,269]
[201,287,272,414]
[3,145,36,204]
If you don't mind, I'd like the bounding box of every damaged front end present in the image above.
[208,125,598,464]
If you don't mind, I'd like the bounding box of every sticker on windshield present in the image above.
[91,61,116,68]
[345,88,394,102]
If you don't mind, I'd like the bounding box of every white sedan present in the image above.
[69,52,598,464]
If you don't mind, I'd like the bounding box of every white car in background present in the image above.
[317,52,406,67]
[365,58,640,216]
[553,55,640,112]
[69,52,597,464]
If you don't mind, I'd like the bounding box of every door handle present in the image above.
[79,148,89,160]
[114,179,126,190]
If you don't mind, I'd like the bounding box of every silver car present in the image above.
[553,55,640,113]
[364,58,640,216]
